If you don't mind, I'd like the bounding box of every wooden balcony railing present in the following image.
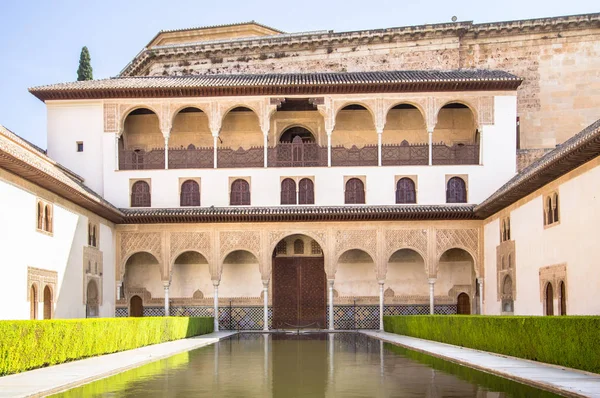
[119,149,165,170]
[432,143,480,165]
[268,142,327,167]
[331,145,378,167]
[217,147,264,168]
[382,141,429,166]
[168,145,213,169]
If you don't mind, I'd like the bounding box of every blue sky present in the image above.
[0,0,597,148]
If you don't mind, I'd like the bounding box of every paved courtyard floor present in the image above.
[362,330,600,398]
[0,331,236,398]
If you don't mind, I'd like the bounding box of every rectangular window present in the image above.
[76,142,84,152]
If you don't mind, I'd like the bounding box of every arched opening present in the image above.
[545,283,554,316]
[546,197,554,225]
[387,249,428,299]
[37,202,43,230]
[219,107,263,168]
[119,108,164,170]
[86,280,99,318]
[180,180,200,206]
[43,285,52,319]
[171,251,211,300]
[44,205,52,233]
[298,178,314,205]
[383,104,428,165]
[502,275,514,313]
[433,103,479,165]
[438,248,477,314]
[131,180,151,207]
[123,252,163,314]
[130,295,143,317]
[336,249,377,329]
[457,293,471,315]
[345,178,365,204]
[396,178,416,204]
[553,193,559,223]
[446,177,467,203]
[170,107,213,169]
[30,284,38,320]
[332,104,377,166]
[279,126,316,143]
[559,281,566,315]
[280,178,296,205]
[230,179,250,206]
[221,250,262,298]
[272,234,326,328]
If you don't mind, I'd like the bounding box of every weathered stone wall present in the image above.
[516,148,553,172]
[134,17,600,150]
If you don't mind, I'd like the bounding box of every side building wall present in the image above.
[0,169,116,320]
[483,156,600,316]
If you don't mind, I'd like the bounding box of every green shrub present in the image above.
[383,315,600,374]
[0,317,213,375]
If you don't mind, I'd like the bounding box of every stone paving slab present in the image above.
[0,331,237,398]
[361,330,600,398]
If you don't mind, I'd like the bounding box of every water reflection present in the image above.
[53,333,560,398]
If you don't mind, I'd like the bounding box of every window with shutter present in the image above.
[280,178,297,205]
[131,181,151,207]
[230,179,250,205]
[345,178,365,204]
[446,177,467,203]
[298,178,314,204]
[396,178,416,204]
[180,180,200,206]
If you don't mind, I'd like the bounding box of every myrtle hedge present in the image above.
[383,315,600,374]
[0,317,213,375]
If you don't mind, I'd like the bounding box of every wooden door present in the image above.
[457,293,471,315]
[273,257,326,328]
[130,295,143,317]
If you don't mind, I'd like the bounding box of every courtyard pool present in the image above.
[52,333,561,397]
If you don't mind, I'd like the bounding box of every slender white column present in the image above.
[263,132,269,168]
[327,131,332,167]
[263,280,269,331]
[114,134,120,171]
[428,129,433,166]
[213,281,220,331]
[328,279,334,330]
[164,136,169,170]
[213,136,218,169]
[478,128,484,165]
[163,282,170,316]
[377,131,383,166]
[428,278,436,315]
[328,333,334,380]
[478,278,484,315]
[116,281,122,300]
[379,281,385,331]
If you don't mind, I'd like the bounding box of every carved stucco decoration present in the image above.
[334,229,378,263]
[83,246,104,305]
[478,96,495,126]
[496,240,516,301]
[539,263,567,302]
[169,232,212,264]
[27,267,58,302]
[385,229,428,260]
[268,230,327,254]
[435,228,480,275]
[120,232,163,278]
[219,231,261,260]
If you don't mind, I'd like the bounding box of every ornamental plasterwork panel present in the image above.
[496,240,516,301]
[219,230,261,260]
[435,228,479,261]
[83,246,104,305]
[385,229,428,260]
[268,230,326,254]
[27,267,57,301]
[478,96,495,126]
[334,229,378,262]
[539,263,567,302]
[120,232,162,270]
[104,104,118,132]
[169,232,212,263]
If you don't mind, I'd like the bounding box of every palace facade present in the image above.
[1,14,599,329]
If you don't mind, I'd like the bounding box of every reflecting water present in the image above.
[53,333,560,398]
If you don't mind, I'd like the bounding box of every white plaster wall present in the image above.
[386,262,429,296]
[436,261,474,297]
[335,262,378,297]
[220,263,263,298]
[99,223,116,317]
[124,261,164,299]
[483,162,600,315]
[100,96,517,208]
[0,177,116,320]
[46,101,105,195]
[170,263,212,298]
[483,218,501,315]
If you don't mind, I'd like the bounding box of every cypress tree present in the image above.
[77,46,93,81]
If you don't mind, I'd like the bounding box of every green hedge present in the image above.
[0,317,213,376]
[383,315,600,374]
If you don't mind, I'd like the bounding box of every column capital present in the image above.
[162,280,170,288]
[327,279,335,286]
[212,280,220,287]
[428,278,437,284]
[378,280,385,285]
[161,128,171,140]
[262,280,270,288]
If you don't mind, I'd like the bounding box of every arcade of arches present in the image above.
[116,222,483,330]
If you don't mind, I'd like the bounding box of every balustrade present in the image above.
[119,148,165,170]
[331,145,378,167]
[432,143,480,165]
[382,141,429,166]
[268,140,327,167]
[168,145,213,169]
[217,147,264,168]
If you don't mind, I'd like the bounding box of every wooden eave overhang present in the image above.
[120,205,478,224]
[475,119,600,219]
[0,149,124,223]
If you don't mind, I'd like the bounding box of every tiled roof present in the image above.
[0,125,124,223]
[157,21,285,35]
[121,205,477,223]
[29,70,521,101]
[475,118,600,218]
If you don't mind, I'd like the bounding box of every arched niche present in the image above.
[387,249,428,297]
[279,126,316,143]
[335,249,377,297]
[170,251,212,299]
[120,108,163,151]
[332,104,377,148]
[170,107,212,148]
[220,250,262,298]
[123,252,164,299]
[220,107,262,149]
[86,280,100,318]
[383,103,427,145]
[437,248,476,309]
[433,102,478,145]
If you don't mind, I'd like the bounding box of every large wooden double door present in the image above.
[272,257,326,328]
